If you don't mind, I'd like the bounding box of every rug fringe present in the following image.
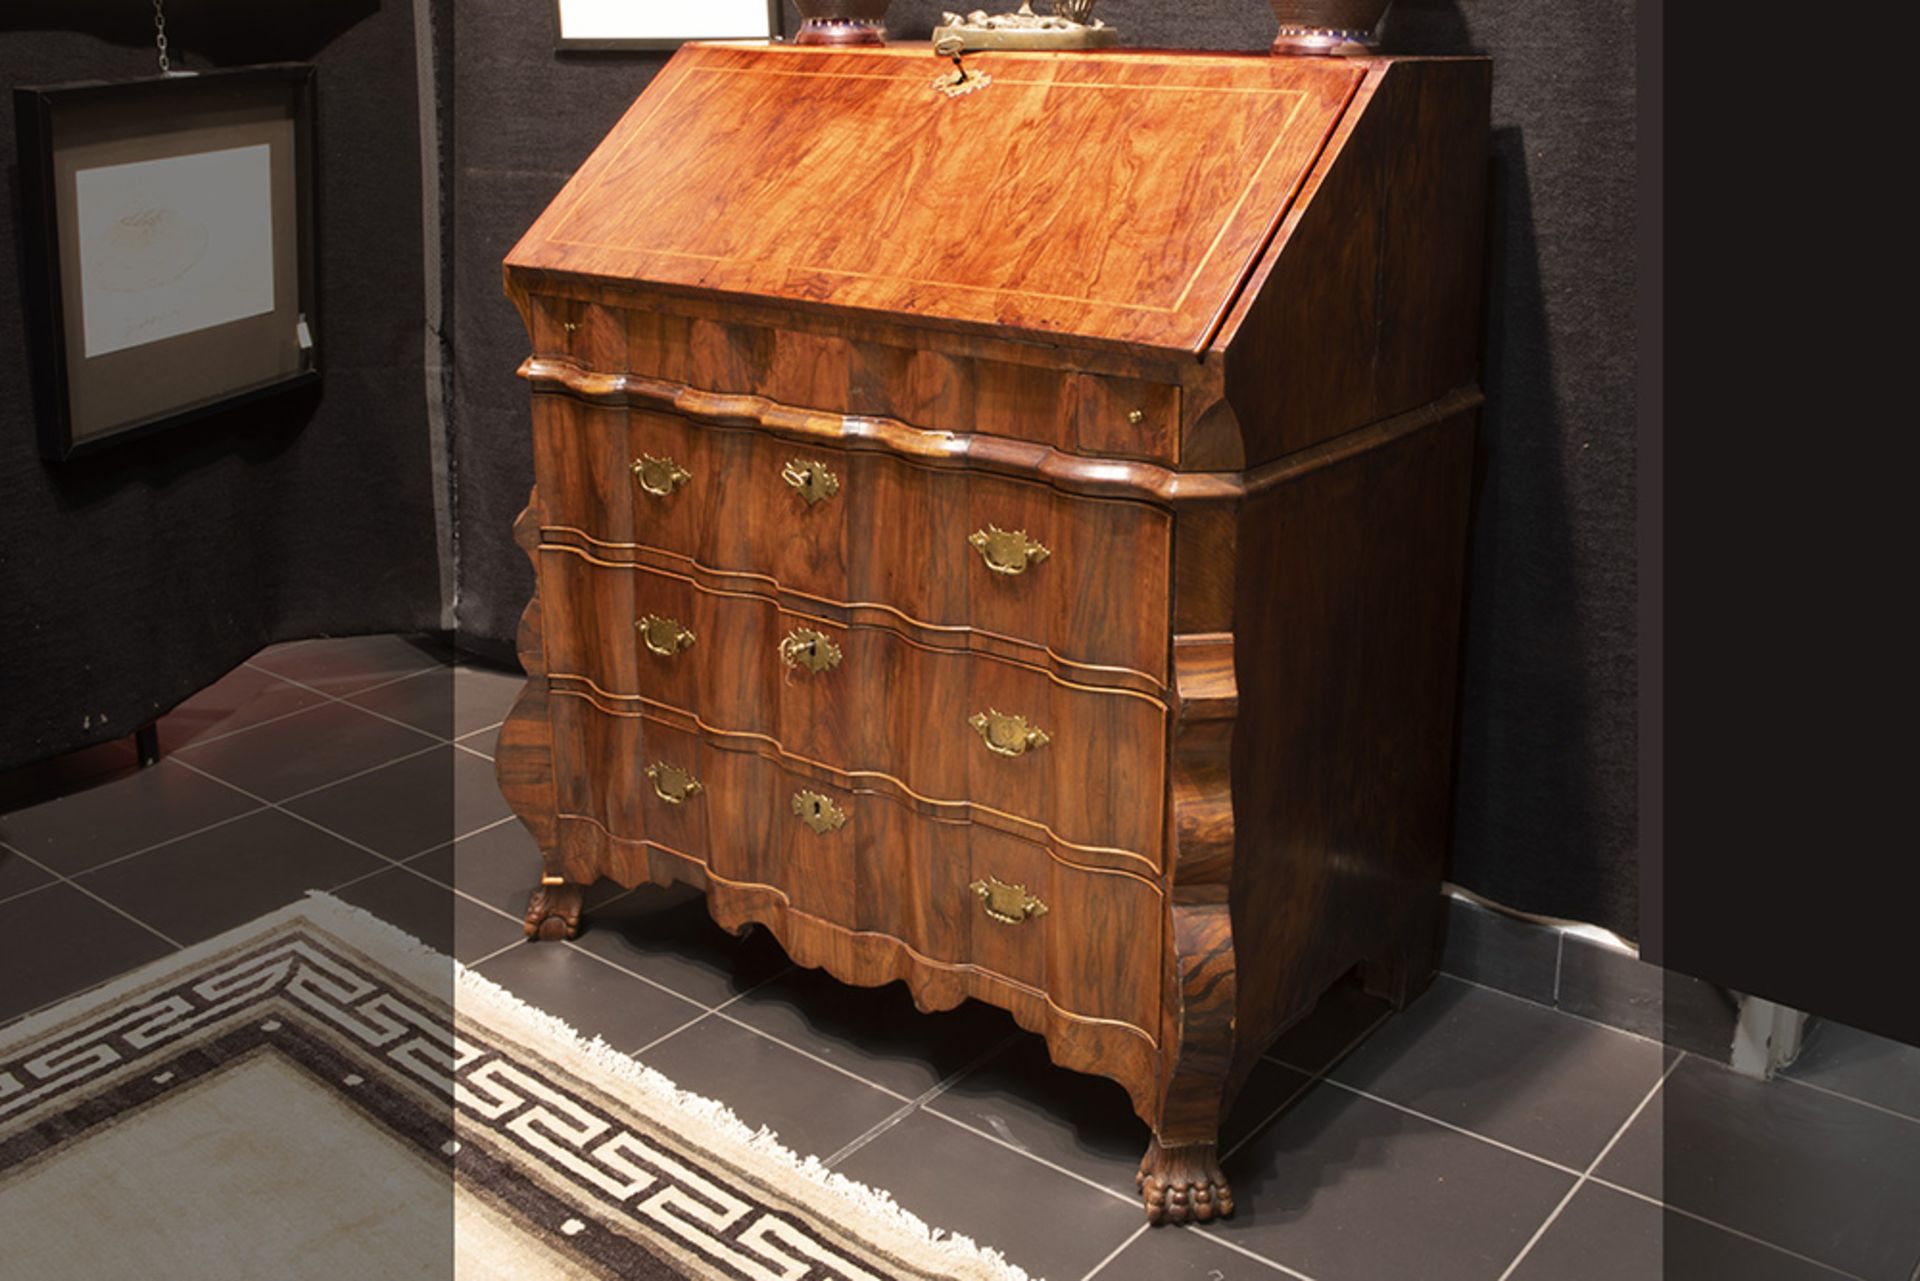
[455,963,1041,1281]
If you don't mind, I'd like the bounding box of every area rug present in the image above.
[0,892,1035,1281]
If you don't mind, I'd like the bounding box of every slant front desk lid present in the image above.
[506,43,1365,358]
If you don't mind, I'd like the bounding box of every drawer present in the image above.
[530,397,1172,683]
[526,296,1183,466]
[538,550,1168,874]
[546,693,1163,1036]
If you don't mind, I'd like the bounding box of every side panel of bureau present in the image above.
[1225,407,1478,1086]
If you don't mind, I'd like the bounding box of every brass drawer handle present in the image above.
[637,614,696,658]
[782,458,840,507]
[779,628,842,674]
[971,876,1048,926]
[970,710,1050,758]
[646,761,704,805]
[792,789,848,834]
[969,526,1050,576]
[634,454,691,498]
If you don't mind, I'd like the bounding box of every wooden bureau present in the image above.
[498,41,1489,1225]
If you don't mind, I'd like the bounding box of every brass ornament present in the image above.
[646,761,704,805]
[970,876,1049,925]
[779,628,844,674]
[792,790,848,834]
[637,614,696,658]
[970,709,1051,758]
[782,458,841,506]
[968,525,1051,576]
[633,454,691,497]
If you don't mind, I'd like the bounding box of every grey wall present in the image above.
[449,0,1640,936]
[0,0,446,770]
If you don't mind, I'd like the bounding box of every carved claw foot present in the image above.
[1138,1137,1234,1225]
[524,881,586,941]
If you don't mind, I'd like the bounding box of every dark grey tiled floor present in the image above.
[3,634,1918,1281]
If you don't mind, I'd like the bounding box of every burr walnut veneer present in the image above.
[499,42,1490,1225]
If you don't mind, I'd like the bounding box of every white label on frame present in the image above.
[557,0,772,41]
[73,142,276,359]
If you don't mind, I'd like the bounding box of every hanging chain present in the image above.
[153,0,171,73]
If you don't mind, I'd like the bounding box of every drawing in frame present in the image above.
[13,65,319,462]
[553,0,781,50]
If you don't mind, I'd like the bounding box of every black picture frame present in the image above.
[552,0,782,51]
[14,64,320,462]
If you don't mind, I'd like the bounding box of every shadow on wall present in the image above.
[1393,0,1629,933]
[0,0,377,62]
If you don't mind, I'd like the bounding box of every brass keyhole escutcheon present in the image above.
[969,526,1050,576]
[970,710,1050,758]
[634,454,691,498]
[782,459,840,507]
[647,761,704,805]
[638,614,696,658]
[971,876,1048,926]
[792,790,848,834]
[779,628,843,674]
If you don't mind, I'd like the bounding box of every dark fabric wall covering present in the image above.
[0,2,444,771]
[450,2,1639,935]
[447,8,672,664]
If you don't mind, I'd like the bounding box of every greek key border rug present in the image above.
[0,893,1033,1281]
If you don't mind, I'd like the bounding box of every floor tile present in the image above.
[284,746,509,860]
[0,758,258,877]
[1440,896,1561,1006]
[247,633,451,696]
[175,701,439,802]
[332,865,526,964]
[928,1027,1308,1195]
[1092,1225,1285,1281]
[1784,1018,1920,1123]
[924,1032,1149,1188]
[1325,976,1667,1168]
[455,723,501,759]
[406,819,544,918]
[716,964,1018,1099]
[158,663,327,751]
[837,1109,1146,1281]
[452,664,527,738]
[1208,1077,1576,1281]
[342,665,455,739]
[1597,1055,1920,1280]
[405,827,638,925]
[1507,1181,1850,1281]
[75,809,388,947]
[0,847,56,901]
[345,662,526,740]
[642,1016,908,1161]
[0,884,176,1024]
[472,942,705,1054]
[570,882,793,1011]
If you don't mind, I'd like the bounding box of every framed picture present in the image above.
[553,0,781,50]
[13,65,319,461]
